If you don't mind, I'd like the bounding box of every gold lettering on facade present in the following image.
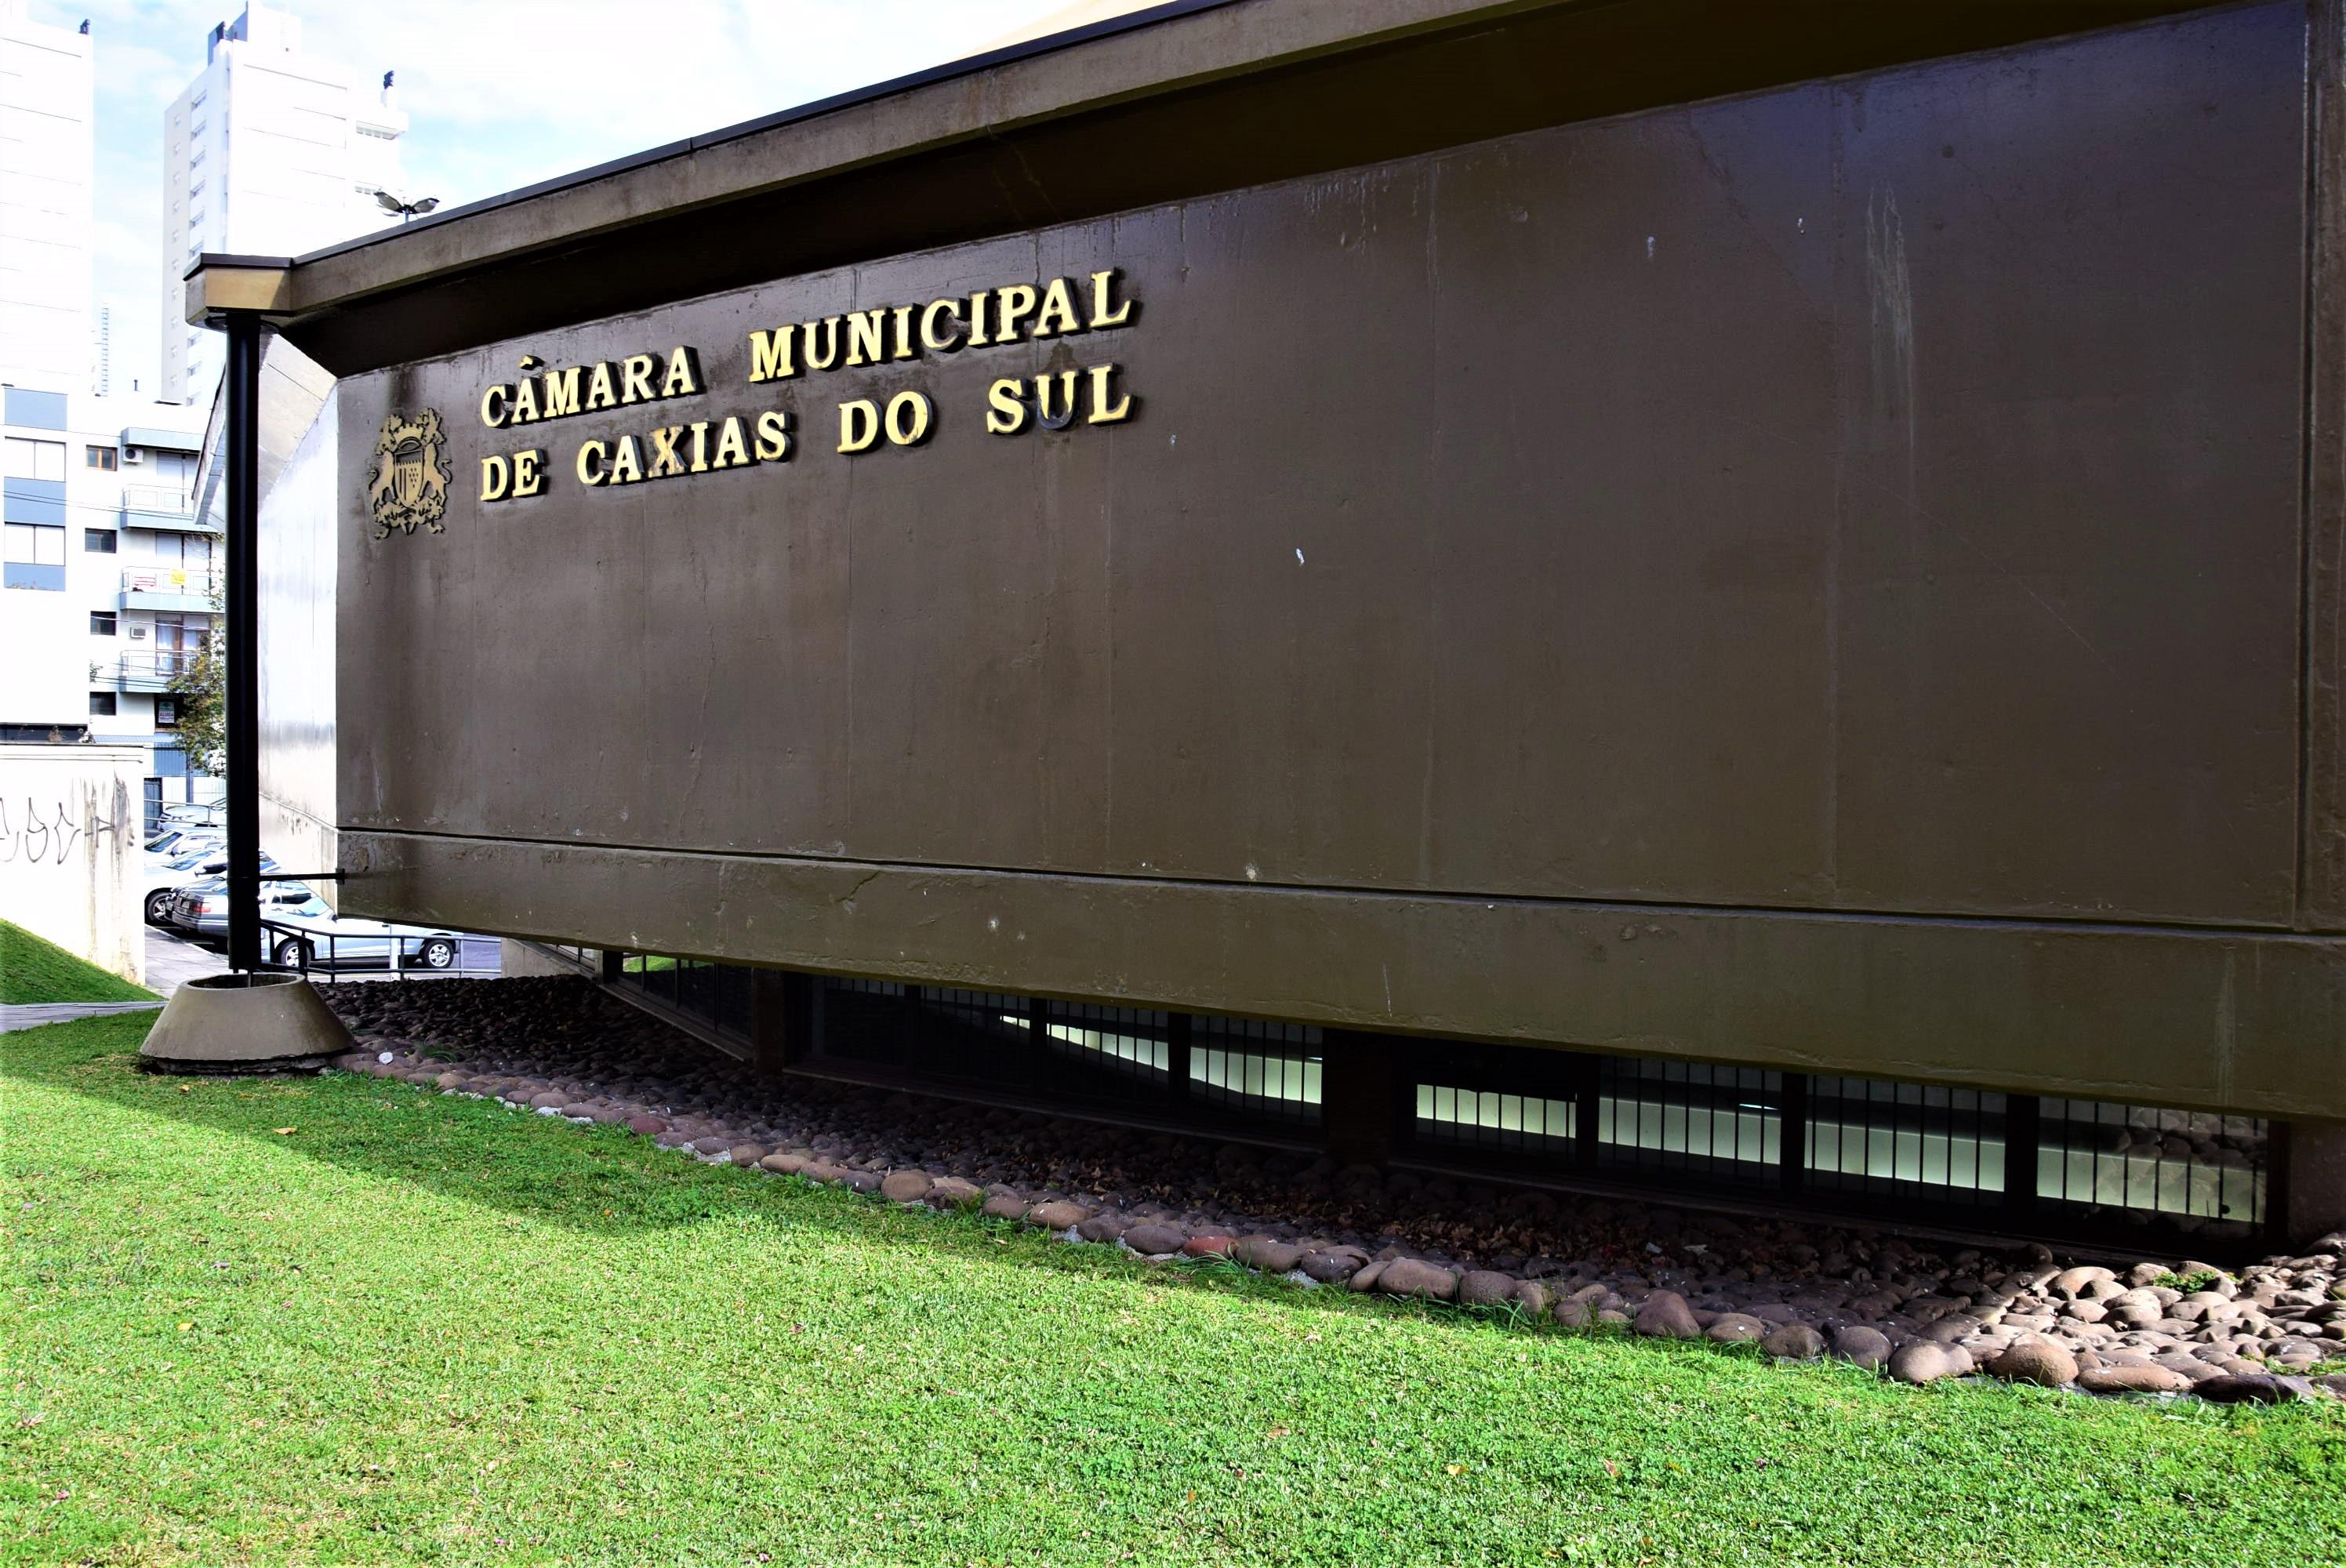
[754,409,793,461]
[621,354,656,404]
[586,361,618,410]
[804,318,841,372]
[647,426,687,477]
[844,309,886,368]
[711,416,751,469]
[884,390,933,447]
[577,440,608,485]
[660,347,702,398]
[995,284,1038,339]
[920,299,964,352]
[608,434,644,485]
[748,329,797,383]
[541,368,582,419]
[511,448,546,497]
[1088,269,1133,328]
[838,398,879,453]
[986,377,1028,435]
[480,453,510,500]
[1033,277,1080,337]
[1087,363,1134,424]
[480,385,509,427]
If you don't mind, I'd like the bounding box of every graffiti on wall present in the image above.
[0,796,129,868]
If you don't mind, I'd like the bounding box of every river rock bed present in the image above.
[316,977,2345,1403]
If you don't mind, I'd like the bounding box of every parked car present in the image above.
[263,895,467,971]
[143,846,232,924]
[160,801,224,826]
[143,848,279,927]
[168,877,308,942]
[145,826,221,859]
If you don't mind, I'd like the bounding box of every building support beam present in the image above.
[2279,1118,2346,1250]
[1320,1029,1398,1167]
[750,969,813,1080]
[221,310,263,975]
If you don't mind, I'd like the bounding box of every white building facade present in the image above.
[0,0,93,397]
[3,386,214,825]
[159,2,405,408]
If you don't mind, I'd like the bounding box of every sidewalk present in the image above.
[0,999,162,1034]
[146,925,231,995]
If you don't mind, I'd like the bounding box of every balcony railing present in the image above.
[120,566,221,604]
[121,484,195,514]
[108,649,200,691]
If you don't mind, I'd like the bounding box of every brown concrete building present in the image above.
[198,0,2346,1250]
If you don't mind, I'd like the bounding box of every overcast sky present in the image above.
[48,0,1066,401]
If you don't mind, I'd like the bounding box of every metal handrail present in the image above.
[258,915,495,979]
[121,566,222,597]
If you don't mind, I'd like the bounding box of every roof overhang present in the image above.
[183,0,2233,376]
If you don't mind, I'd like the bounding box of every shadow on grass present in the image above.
[0,1012,1545,1338]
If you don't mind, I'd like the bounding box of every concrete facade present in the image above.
[210,0,2346,1239]
[0,741,148,985]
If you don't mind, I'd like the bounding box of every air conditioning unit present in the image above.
[122,448,143,465]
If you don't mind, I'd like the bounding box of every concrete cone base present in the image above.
[139,972,354,1075]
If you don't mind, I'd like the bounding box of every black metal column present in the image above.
[223,313,263,975]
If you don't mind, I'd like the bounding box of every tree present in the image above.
[168,585,225,780]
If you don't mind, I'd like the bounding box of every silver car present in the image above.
[265,895,468,971]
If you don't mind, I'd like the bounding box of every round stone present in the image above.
[880,1170,935,1204]
[1028,1201,1091,1231]
[1888,1341,1953,1385]
[2078,1364,2192,1396]
[1347,1259,1388,1293]
[1990,1335,2079,1388]
[1076,1213,1131,1243]
[1377,1258,1458,1301]
[1829,1326,1892,1369]
[626,1114,668,1136]
[1512,1280,1551,1316]
[689,1135,732,1156]
[724,1144,764,1165]
[1300,1250,1365,1283]
[1457,1271,1520,1308]
[1123,1224,1188,1257]
[1182,1234,1235,1258]
[928,1177,982,1209]
[528,1091,569,1110]
[2194,1373,2286,1404]
[1705,1313,1767,1344]
[981,1193,1030,1221]
[1633,1290,1702,1340]
[1552,1298,1596,1329]
[759,1152,808,1175]
[1233,1236,1305,1273]
[1761,1323,1826,1359]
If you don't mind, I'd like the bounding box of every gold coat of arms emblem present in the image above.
[368,409,452,538]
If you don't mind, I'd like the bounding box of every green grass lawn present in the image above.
[5,1014,2342,1566]
[0,920,154,1006]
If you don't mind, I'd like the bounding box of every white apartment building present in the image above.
[0,0,93,396]
[159,2,405,407]
[3,5,214,828]
[3,385,215,826]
